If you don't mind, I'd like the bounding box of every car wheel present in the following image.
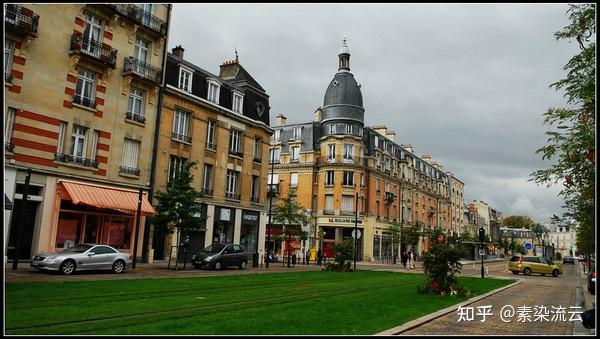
[214,261,222,271]
[524,267,532,276]
[552,269,559,277]
[112,260,125,274]
[60,259,76,275]
[239,261,247,270]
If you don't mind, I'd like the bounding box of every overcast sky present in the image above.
[168,3,581,225]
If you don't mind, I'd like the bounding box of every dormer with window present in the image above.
[178,65,193,92]
[207,79,220,104]
[232,90,244,113]
[292,126,302,140]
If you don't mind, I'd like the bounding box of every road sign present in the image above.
[525,242,532,250]
[351,229,362,239]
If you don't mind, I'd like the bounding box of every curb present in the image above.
[375,280,521,335]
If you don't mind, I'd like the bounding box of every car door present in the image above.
[538,258,552,274]
[89,246,115,270]
[221,245,234,267]
[232,245,244,266]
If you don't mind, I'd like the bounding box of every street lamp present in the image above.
[354,192,360,271]
[478,226,485,278]
[266,146,276,268]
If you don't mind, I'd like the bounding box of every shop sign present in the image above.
[220,208,231,221]
[327,217,362,225]
[242,211,259,226]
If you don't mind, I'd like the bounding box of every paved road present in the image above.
[403,262,580,335]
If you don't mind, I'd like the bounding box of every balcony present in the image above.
[73,95,97,109]
[70,32,117,69]
[123,56,161,84]
[119,166,140,176]
[111,4,167,36]
[225,192,240,200]
[201,188,213,196]
[323,209,335,215]
[385,192,395,203]
[125,112,146,124]
[55,153,98,168]
[4,5,39,37]
[171,132,191,143]
[5,142,15,153]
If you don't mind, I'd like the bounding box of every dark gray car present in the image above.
[191,244,248,270]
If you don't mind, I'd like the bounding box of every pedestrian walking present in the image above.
[401,252,407,269]
[410,251,416,270]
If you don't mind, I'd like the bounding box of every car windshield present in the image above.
[64,244,94,253]
[202,244,226,253]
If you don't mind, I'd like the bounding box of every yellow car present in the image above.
[507,255,563,277]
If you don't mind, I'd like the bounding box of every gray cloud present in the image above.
[169,3,579,224]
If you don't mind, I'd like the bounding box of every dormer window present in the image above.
[272,129,280,142]
[207,80,220,104]
[178,66,193,92]
[232,91,244,113]
[346,124,353,134]
[329,124,336,134]
[293,127,302,140]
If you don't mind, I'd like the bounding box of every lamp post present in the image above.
[478,226,485,278]
[354,192,359,271]
[266,146,276,268]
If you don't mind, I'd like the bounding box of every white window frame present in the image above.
[232,91,244,113]
[329,124,336,134]
[270,147,280,163]
[343,171,354,187]
[134,37,150,64]
[4,39,15,80]
[291,146,300,161]
[253,138,262,160]
[325,170,335,186]
[75,67,97,105]
[342,195,354,211]
[325,195,334,210]
[70,125,88,158]
[203,164,213,191]
[178,66,193,92]
[272,129,281,142]
[5,107,15,144]
[168,155,187,182]
[121,138,140,169]
[343,144,354,161]
[206,120,216,149]
[172,109,190,141]
[207,80,220,104]
[251,175,260,200]
[83,13,103,57]
[290,172,299,187]
[293,126,302,139]
[226,170,239,196]
[229,129,241,153]
[327,144,336,162]
[127,86,145,118]
[346,124,353,134]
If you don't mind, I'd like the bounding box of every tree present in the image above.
[271,196,309,267]
[501,215,536,229]
[324,241,354,272]
[419,229,464,295]
[151,161,205,261]
[401,222,422,252]
[530,4,595,259]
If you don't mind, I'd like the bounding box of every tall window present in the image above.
[207,81,220,103]
[327,144,336,161]
[325,170,335,186]
[226,170,239,198]
[343,171,354,187]
[127,86,145,122]
[136,3,154,26]
[4,107,15,147]
[269,147,280,163]
[172,110,190,142]
[342,195,354,213]
[343,144,354,161]
[251,175,260,201]
[329,124,336,134]
[70,125,88,158]
[325,195,334,213]
[346,124,353,134]
[291,146,300,162]
[202,164,213,194]
[253,138,262,160]
[75,67,97,108]
[178,67,192,92]
[229,129,241,154]
[83,13,103,57]
[4,39,15,82]
[293,126,302,139]
[232,92,243,113]
[168,155,187,183]
[206,120,216,149]
[121,139,140,173]
[272,129,280,142]
[290,172,298,187]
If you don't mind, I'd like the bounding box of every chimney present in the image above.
[219,59,240,80]
[172,45,184,59]
[385,130,396,143]
[421,154,432,163]
[314,107,322,122]
[371,125,387,138]
[276,113,287,126]
[401,144,413,153]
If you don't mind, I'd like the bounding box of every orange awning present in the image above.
[60,181,156,216]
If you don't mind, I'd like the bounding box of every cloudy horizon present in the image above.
[168,3,581,225]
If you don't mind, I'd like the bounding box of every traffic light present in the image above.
[478,227,485,242]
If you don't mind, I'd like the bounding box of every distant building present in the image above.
[546,224,577,257]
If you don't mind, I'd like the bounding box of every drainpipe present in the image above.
[142,3,172,263]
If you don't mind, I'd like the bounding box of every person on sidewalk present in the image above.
[401,252,408,269]
[410,251,416,270]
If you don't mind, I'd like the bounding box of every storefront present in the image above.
[213,206,235,245]
[240,210,259,259]
[53,180,155,254]
[317,217,364,260]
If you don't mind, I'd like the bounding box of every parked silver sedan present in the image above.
[30,243,132,275]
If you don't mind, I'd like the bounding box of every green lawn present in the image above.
[5,270,514,335]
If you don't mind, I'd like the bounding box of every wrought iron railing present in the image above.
[119,166,140,176]
[125,111,146,124]
[229,149,243,157]
[70,32,117,68]
[123,56,161,83]
[55,153,99,168]
[225,192,240,200]
[112,4,167,35]
[4,4,39,36]
[205,142,216,151]
[73,95,97,109]
[171,132,191,143]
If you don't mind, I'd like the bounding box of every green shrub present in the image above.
[322,241,354,272]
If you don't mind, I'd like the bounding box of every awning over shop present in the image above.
[5,193,14,210]
[59,181,156,216]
